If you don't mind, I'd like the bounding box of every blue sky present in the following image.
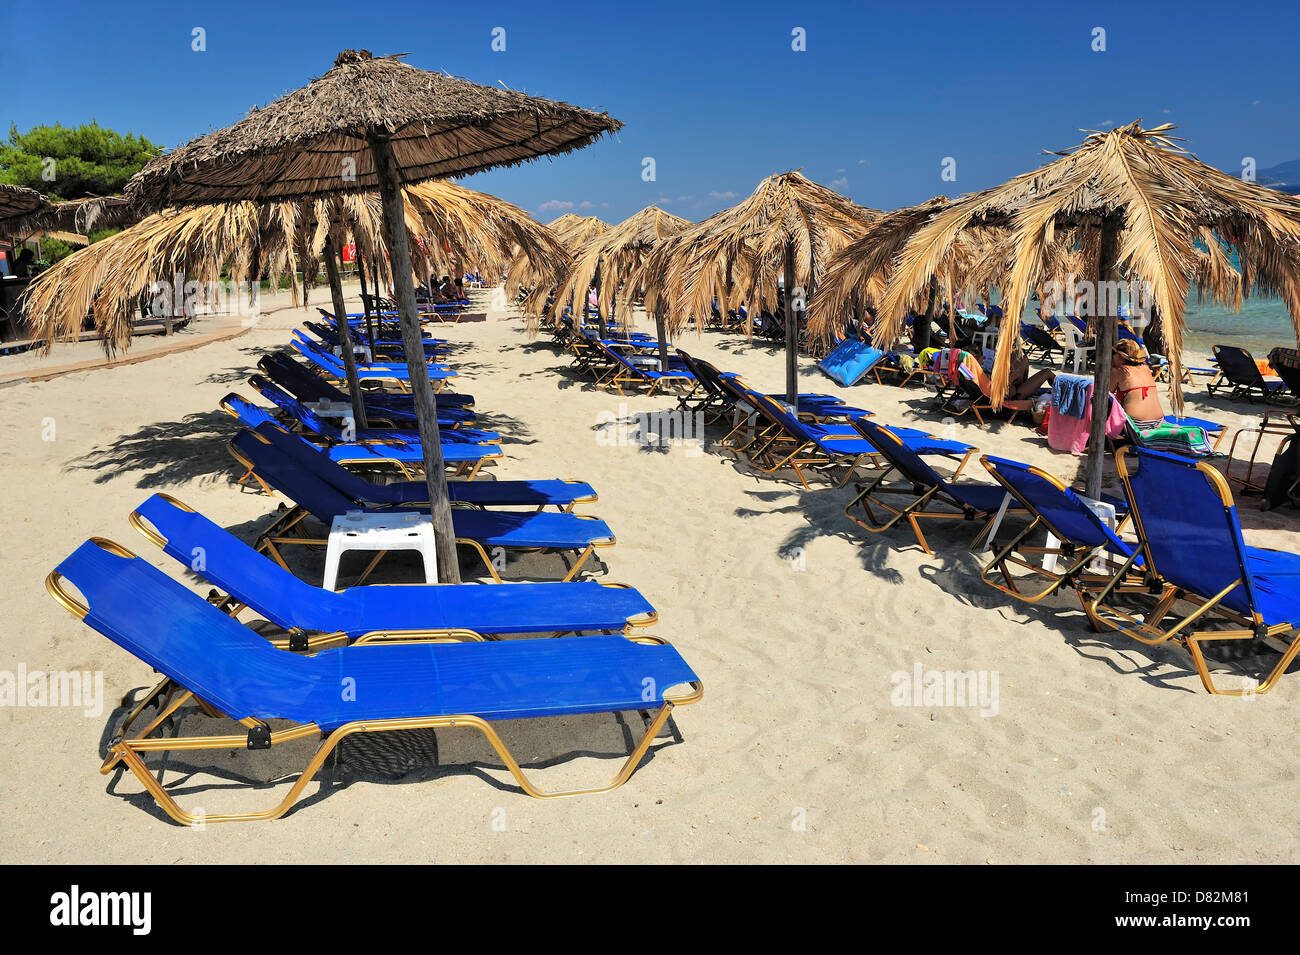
[5,0,1298,222]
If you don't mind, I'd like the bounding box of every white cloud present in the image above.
[1162,108,1172,113]
[857,159,870,165]
[677,194,694,201]
[836,167,846,173]
[1098,119,1115,128]
[578,200,594,209]
[708,190,738,200]
[539,199,575,212]
[831,177,848,190]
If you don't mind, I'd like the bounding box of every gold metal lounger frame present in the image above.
[46,544,699,826]
[1084,448,1300,695]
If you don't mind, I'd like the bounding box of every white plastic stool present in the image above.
[322,511,438,591]
[1043,497,1117,574]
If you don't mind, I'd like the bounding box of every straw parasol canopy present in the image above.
[114,49,621,583]
[0,183,50,226]
[867,122,1300,401]
[813,120,1300,496]
[24,181,568,352]
[7,195,138,236]
[552,205,689,326]
[125,51,622,206]
[546,213,610,248]
[639,171,881,335]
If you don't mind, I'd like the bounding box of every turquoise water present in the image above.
[1181,295,1296,359]
[1009,292,1296,361]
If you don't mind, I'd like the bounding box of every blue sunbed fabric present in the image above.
[983,456,1136,561]
[133,494,649,637]
[57,541,695,730]
[854,418,1008,512]
[261,351,474,409]
[249,376,498,443]
[222,395,498,466]
[818,339,886,387]
[292,337,458,383]
[1126,449,1300,625]
[231,431,612,548]
[252,423,593,509]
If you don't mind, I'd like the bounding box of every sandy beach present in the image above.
[0,285,1296,864]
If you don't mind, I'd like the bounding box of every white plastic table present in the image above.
[322,510,438,591]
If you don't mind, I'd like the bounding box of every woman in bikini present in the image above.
[1110,339,1164,427]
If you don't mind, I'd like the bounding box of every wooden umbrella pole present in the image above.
[322,232,369,431]
[1085,216,1122,500]
[655,302,670,373]
[369,132,461,583]
[356,248,376,350]
[784,239,798,405]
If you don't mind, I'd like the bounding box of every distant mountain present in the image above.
[1255,159,1300,194]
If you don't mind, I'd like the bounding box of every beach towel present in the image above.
[1126,416,1214,457]
[1052,374,1092,418]
[1048,385,1127,453]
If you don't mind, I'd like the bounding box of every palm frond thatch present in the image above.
[125,50,622,207]
[0,183,50,223]
[637,171,881,335]
[551,205,689,327]
[24,181,568,353]
[816,121,1300,410]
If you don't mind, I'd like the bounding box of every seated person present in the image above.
[1110,340,1164,426]
[1006,344,1056,399]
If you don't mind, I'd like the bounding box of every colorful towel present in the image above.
[1052,374,1092,418]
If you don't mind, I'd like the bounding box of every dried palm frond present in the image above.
[813,121,1300,411]
[638,171,880,335]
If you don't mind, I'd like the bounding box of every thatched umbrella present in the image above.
[547,214,610,249]
[25,183,567,354]
[7,195,138,236]
[0,183,49,225]
[639,171,880,403]
[122,48,620,583]
[552,205,689,364]
[816,122,1300,497]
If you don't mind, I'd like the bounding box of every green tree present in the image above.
[0,122,161,200]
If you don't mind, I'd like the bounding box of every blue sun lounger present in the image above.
[260,351,475,411]
[593,340,694,396]
[248,375,498,442]
[1087,447,1300,694]
[845,418,1026,554]
[47,538,701,825]
[303,321,450,365]
[978,455,1142,605]
[253,367,476,429]
[736,387,977,490]
[221,394,502,480]
[292,335,458,391]
[130,493,655,642]
[230,430,615,582]
[250,421,597,512]
[1021,323,1066,364]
